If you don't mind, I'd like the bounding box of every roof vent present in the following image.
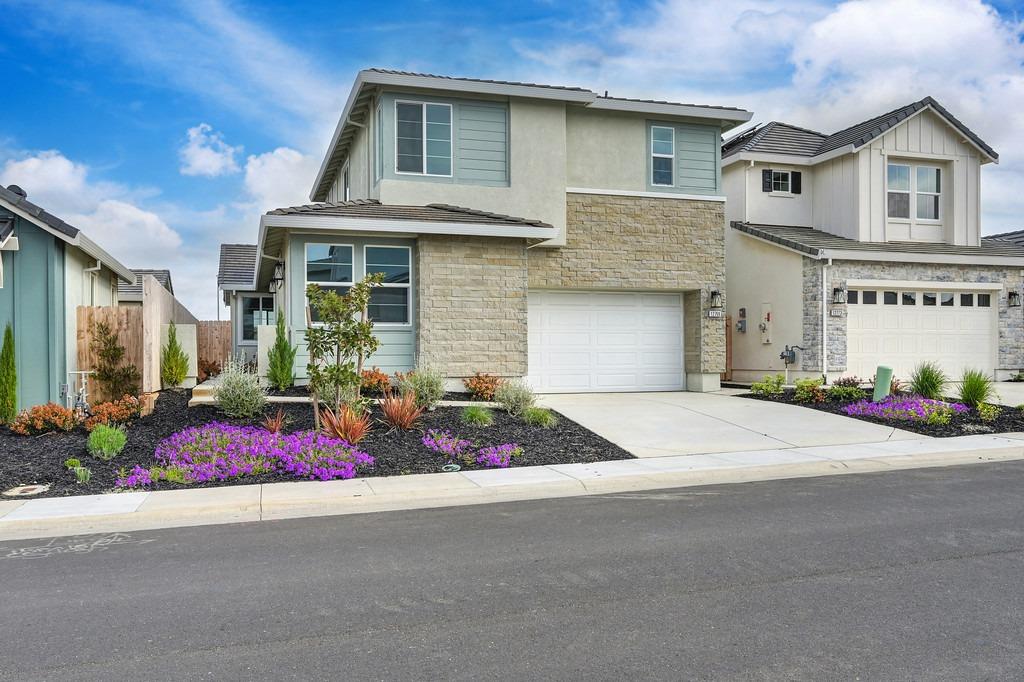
[6,185,26,198]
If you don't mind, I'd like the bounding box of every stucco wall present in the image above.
[528,192,726,375]
[742,162,814,227]
[416,235,528,378]
[798,259,1023,376]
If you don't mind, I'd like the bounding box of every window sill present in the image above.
[768,192,795,199]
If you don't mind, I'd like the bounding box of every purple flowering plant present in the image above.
[422,428,522,469]
[116,422,373,488]
[844,394,969,424]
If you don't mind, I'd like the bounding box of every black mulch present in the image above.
[743,390,1024,438]
[0,390,631,499]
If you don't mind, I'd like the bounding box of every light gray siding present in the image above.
[646,120,722,195]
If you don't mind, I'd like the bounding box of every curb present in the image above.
[1,436,1022,541]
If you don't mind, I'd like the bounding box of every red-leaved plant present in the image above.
[379,387,424,430]
[261,407,287,434]
[320,404,372,444]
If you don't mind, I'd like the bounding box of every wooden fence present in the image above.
[197,320,232,367]
[76,306,144,403]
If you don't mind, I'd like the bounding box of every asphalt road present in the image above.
[4,462,1024,680]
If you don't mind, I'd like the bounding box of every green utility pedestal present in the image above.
[873,366,893,402]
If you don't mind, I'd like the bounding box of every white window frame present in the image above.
[304,242,355,327]
[239,294,275,344]
[342,164,351,202]
[915,165,941,222]
[771,170,791,194]
[650,125,675,187]
[394,100,453,178]
[363,244,413,328]
[886,162,912,220]
[375,102,384,182]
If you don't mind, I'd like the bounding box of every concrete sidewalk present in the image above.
[2,433,1023,541]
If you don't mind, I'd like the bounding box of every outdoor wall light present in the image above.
[832,286,847,305]
[708,289,723,310]
[1009,289,1021,308]
[272,261,285,282]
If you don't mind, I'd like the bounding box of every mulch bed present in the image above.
[0,390,631,499]
[743,390,1024,438]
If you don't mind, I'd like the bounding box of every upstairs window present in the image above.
[760,169,802,194]
[887,163,941,221]
[650,126,675,186]
[772,170,790,193]
[396,101,452,176]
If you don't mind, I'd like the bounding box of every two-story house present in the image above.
[220,69,751,392]
[722,97,1024,383]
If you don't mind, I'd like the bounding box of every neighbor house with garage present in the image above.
[722,97,1024,383]
[0,183,134,410]
[220,69,751,392]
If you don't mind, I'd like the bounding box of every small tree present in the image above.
[266,314,296,391]
[0,323,16,423]
[305,273,383,429]
[161,321,190,388]
[91,321,140,400]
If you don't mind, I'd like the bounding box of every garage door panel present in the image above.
[528,290,684,393]
[847,287,996,380]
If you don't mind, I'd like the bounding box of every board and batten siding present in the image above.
[856,109,983,245]
[285,233,416,382]
[0,217,67,409]
[813,154,859,240]
[377,91,509,187]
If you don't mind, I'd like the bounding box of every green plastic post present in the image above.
[873,366,893,402]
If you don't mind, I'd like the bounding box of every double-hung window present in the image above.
[651,126,675,186]
[396,101,452,176]
[771,170,790,193]
[365,246,411,325]
[305,244,353,323]
[887,162,941,220]
[241,295,275,342]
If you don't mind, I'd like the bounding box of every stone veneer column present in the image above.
[415,235,529,379]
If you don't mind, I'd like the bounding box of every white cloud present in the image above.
[243,147,321,213]
[179,123,241,177]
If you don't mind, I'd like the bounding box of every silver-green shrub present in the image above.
[215,356,267,418]
[398,366,445,410]
[495,379,536,416]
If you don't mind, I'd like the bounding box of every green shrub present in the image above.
[74,466,92,484]
[522,406,558,428]
[977,402,1002,423]
[908,361,947,400]
[215,356,267,418]
[87,424,127,461]
[925,407,953,426]
[160,322,190,388]
[266,315,296,391]
[461,405,494,427]
[750,374,785,397]
[64,457,81,470]
[957,369,996,408]
[397,366,445,410]
[832,376,863,388]
[90,321,140,399]
[826,385,867,402]
[0,323,15,423]
[793,378,825,404]
[495,379,536,416]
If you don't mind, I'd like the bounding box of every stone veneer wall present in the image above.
[800,258,1024,373]
[528,192,726,374]
[416,235,529,377]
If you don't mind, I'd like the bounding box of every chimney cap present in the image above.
[6,184,26,198]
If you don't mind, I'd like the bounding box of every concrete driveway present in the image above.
[541,391,920,458]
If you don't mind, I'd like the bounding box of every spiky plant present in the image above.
[909,361,947,400]
[0,323,15,423]
[958,369,996,408]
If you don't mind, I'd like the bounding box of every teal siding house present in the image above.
[0,184,134,411]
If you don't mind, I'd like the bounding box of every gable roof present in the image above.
[983,229,1024,247]
[723,96,997,163]
[118,268,173,302]
[218,244,257,291]
[0,184,134,282]
[311,69,753,201]
[732,221,1024,265]
[265,198,553,228]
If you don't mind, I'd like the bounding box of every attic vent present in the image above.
[6,185,26,198]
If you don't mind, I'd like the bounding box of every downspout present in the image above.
[821,259,828,380]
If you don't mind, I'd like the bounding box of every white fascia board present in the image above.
[823,248,1024,267]
[846,278,1003,291]
[261,214,556,239]
[567,187,726,202]
[0,199,134,282]
[721,144,856,169]
[362,70,596,104]
[589,97,752,126]
[310,71,372,201]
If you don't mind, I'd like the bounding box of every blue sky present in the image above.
[2,0,1024,317]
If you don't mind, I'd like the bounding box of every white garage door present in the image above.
[528,290,684,392]
[846,287,997,381]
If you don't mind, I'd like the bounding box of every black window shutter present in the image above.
[761,169,772,192]
[791,171,802,194]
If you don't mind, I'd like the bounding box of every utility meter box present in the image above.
[759,303,772,344]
